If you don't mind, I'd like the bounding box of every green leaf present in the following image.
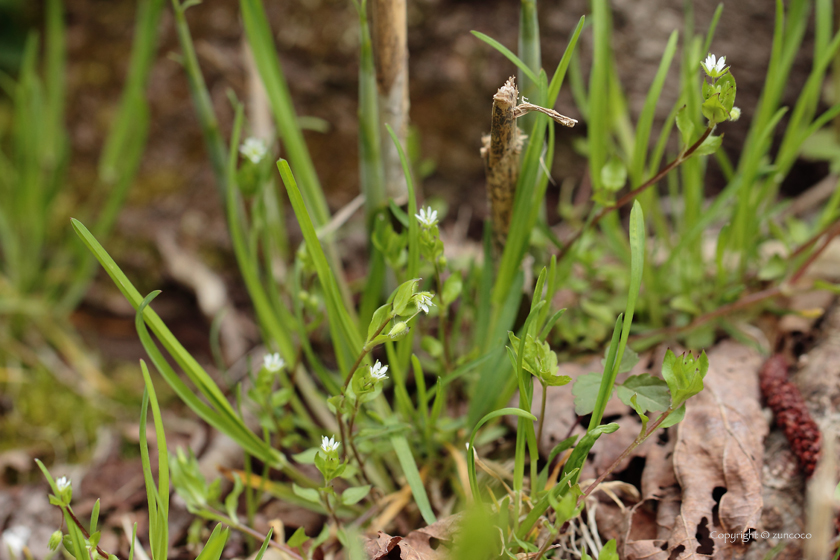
[671,295,701,315]
[543,373,572,386]
[254,528,274,560]
[392,278,420,316]
[241,0,329,225]
[562,423,619,484]
[224,475,243,521]
[73,221,284,468]
[195,525,230,560]
[659,404,686,429]
[717,72,737,113]
[600,540,619,560]
[629,394,648,434]
[291,447,319,464]
[758,254,787,280]
[702,95,729,125]
[573,372,607,416]
[441,271,463,306]
[508,332,564,384]
[676,105,694,147]
[367,304,391,341]
[390,434,437,525]
[421,335,443,358]
[601,346,640,375]
[630,30,678,184]
[292,483,321,503]
[591,202,645,430]
[286,527,309,549]
[600,156,627,192]
[616,374,670,412]
[277,160,362,374]
[467,408,537,502]
[341,485,371,505]
[693,134,722,156]
[548,488,577,526]
[661,349,709,407]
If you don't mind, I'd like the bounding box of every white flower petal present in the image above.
[239,137,268,164]
[415,206,439,228]
[3,526,31,559]
[263,353,285,373]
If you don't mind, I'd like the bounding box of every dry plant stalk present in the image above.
[803,434,835,560]
[481,77,576,251]
[482,77,523,251]
[759,354,822,477]
[371,0,409,199]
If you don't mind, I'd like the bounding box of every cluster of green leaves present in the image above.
[459,203,664,559]
[552,0,840,353]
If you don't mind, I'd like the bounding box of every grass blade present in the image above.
[277,160,362,374]
[472,31,539,84]
[390,434,437,524]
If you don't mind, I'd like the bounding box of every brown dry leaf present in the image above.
[665,341,767,559]
[365,532,407,559]
[365,515,461,560]
[621,343,767,560]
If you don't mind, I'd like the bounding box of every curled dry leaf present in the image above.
[365,514,461,560]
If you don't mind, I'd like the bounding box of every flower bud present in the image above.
[388,321,409,340]
[48,531,62,551]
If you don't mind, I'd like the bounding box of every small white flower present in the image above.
[239,137,268,164]
[369,360,389,381]
[263,353,285,373]
[56,477,71,491]
[416,294,434,314]
[729,106,741,121]
[701,53,727,76]
[321,435,340,453]
[3,526,31,560]
[415,206,438,228]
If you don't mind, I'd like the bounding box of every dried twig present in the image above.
[482,77,522,251]
[482,77,576,252]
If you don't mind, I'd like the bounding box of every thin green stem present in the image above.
[577,406,674,506]
[60,506,113,560]
[434,267,452,372]
[536,383,547,446]
[320,489,342,530]
[346,399,374,487]
[557,125,715,262]
[341,317,391,394]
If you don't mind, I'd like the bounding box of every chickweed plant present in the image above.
[40,0,840,558]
